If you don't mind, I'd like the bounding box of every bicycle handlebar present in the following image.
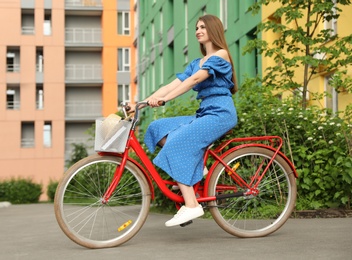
[121,100,166,124]
[124,100,165,112]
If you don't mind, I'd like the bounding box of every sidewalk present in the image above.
[0,204,351,260]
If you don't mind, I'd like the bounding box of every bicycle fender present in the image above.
[204,144,298,193]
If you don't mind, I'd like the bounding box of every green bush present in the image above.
[235,78,352,209]
[0,178,42,204]
[47,180,59,201]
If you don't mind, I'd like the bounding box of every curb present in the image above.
[0,202,11,208]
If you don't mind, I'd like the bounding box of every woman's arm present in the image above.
[164,69,209,101]
[148,69,210,106]
[147,78,182,100]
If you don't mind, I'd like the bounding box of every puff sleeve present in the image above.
[200,56,233,80]
[176,59,199,81]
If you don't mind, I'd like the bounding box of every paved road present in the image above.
[0,204,351,260]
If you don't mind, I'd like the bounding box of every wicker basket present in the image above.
[94,117,132,153]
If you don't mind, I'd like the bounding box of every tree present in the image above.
[245,0,352,109]
[65,143,88,168]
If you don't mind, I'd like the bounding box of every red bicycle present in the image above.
[54,101,298,249]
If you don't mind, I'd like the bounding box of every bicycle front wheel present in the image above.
[54,154,151,248]
[208,147,297,238]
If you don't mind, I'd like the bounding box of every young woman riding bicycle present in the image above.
[130,14,238,227]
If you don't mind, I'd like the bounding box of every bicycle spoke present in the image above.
[55,155,151,248]
[208,147,296,238]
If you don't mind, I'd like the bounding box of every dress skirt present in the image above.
[144,95,237,186]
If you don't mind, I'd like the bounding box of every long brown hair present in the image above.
[197,14,237,94]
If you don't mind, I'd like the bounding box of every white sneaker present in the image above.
[165,205,204,227]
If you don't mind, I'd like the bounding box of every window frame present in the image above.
[118,48,131,72]
[118,11,130,35]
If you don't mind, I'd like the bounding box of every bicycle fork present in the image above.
[101,153,129,204]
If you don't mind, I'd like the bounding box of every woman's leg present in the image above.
[157,137,167,147]
[177,183,199,208]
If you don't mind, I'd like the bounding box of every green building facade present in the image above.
[137,0,261,125]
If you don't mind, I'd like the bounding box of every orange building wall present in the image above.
[0,0,137,201]
[0,0,66,200]
[102,0,137,116]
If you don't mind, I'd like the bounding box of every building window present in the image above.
[159,8,163,42]
[36,84,44,110]
[6,47,20,72]
[118,84,130,104]
[160,54,164,85]
[220,0,228,30]
[202,5,206,15]
[6,85,20,110]
[324,0,337,37]
[325,75,338,114]
[21,122,35,148]
[21,9,35,35]
[36,47,44,72]
[184,0,188,46]
[151,20,155,45]
[151,62,155,92]
[141,74,146,100]
[118,11,130,35]
[118,48,130,71]
[44,10,52,35]
[183,0,188,65]
[43,121,52,147]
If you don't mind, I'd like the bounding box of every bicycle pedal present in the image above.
[180,220,193,227]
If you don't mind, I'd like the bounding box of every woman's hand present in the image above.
[126,103,136,113]
[148,97,164,107]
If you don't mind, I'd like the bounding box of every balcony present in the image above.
[65,0,103,15]
[65,100,102,119]
[65,0,102,7]
[65,28,102,48]
[6,100,20,110]
[65,64,102,84]
[7,64,20,73]
[22,26,35,35]
[21,138,35,148]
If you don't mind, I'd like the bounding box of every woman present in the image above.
[143,14,238,227]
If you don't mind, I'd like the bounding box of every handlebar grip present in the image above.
[146,100,166,106]
[124,100,165,112]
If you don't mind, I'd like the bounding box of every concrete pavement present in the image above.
[0,204,351,260]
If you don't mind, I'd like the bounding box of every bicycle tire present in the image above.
[54,154,151,248]
[208,146,297,238]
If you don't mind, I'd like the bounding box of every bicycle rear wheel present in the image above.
[208,147,296,238]
[54,154,151,248]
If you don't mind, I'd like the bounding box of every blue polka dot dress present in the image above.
[144,56,238,186]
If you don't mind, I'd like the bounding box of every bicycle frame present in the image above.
[55,102,299,248]
[98,125,298,206]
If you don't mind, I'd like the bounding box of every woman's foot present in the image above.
[165,205,204,227]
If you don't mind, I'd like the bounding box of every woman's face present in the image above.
[195,20,209,44]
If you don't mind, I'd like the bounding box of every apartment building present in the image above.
[137,0,351,124]
[261,2,352,113]
[0,0,136,199]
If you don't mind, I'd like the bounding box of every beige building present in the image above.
[0,0,137,200]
